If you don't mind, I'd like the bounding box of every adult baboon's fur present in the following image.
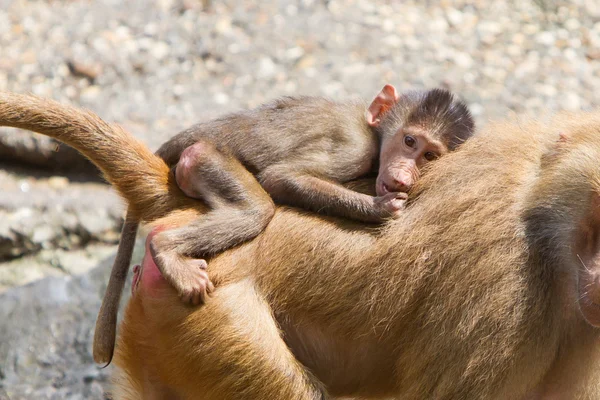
[114,114,600,398]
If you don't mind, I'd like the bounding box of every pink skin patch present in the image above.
[175,142,211,199]
[132,228,168,298]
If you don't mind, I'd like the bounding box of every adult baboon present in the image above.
[114,114,600,399]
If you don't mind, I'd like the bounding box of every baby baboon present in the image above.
[128,85,474,306]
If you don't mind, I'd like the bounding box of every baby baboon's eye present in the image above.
[404,135,416,148]
[424,152,438,161]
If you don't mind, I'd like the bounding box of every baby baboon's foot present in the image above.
[149,237,215,306]
[160,254,214,306]
[174,258,214,306]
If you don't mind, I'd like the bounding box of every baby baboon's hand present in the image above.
[374,192,408,219]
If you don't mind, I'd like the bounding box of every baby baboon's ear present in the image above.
[366,84,399,127]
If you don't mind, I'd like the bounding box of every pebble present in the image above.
[150,41,170,60]
[47,176,70,189]
[446,8,464,26]
[561,92,582,110]
[257,57,277,78]
[214,92,230,104]
[454,52,474,69]
[285,46,305,61]
[536,31,556,46]
[80,85,101,102]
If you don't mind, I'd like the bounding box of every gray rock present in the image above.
[0,256,115,399]
[0,131,97,174]
[0,240,145,399]
[0,167,124,263]
[0,206,122,262]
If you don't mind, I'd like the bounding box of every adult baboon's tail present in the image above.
[0,91,181,221]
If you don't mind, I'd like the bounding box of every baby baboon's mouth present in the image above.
[377,182,391,196]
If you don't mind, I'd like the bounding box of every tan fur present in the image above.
[111,113,600,399]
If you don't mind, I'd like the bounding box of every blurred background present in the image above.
[1,0,599,398]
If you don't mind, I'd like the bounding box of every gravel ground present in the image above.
[1,0,600,398]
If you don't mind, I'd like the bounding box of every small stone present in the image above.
[21,50,37,64]
[151,41,170,60]
[383,35,402,48]
[322,81,343,97]
[537,84,557,97]
[568,37,581,49]
[327,0,343,15]
[76,209,114,239]
[19,181,30,193]
[564,48,578,61]
[0,11,9,35]
[454,52,474,68]
[228,43,241,54]
[523,24,539,35]
[512,33,526,45]
[429,18,449,32]
[446,8,464,26]
[257,57,277,78]
[382,19,395,33]
[214,92,229,105]
[285,47,305,61]
[67,60,101,81]
[80,85,101,102]
[586,49,600,60]
[478,21,502,35]
[115,25,131,40]
[32,225,55,246]
[285,4,298,16]
[507,45,522,57]
[284,81,297,92]
[215,17,232,34]
[47,176,69,190]
[565,18,581,31]
[536,31,555,46]
[404,36,421,50]
[296,55,315,70]
[561,93,581,111]
[64,86,77,98]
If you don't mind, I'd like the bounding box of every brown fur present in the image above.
[111,113,600,399]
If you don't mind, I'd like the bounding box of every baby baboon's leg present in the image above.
[151,140,275,305]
